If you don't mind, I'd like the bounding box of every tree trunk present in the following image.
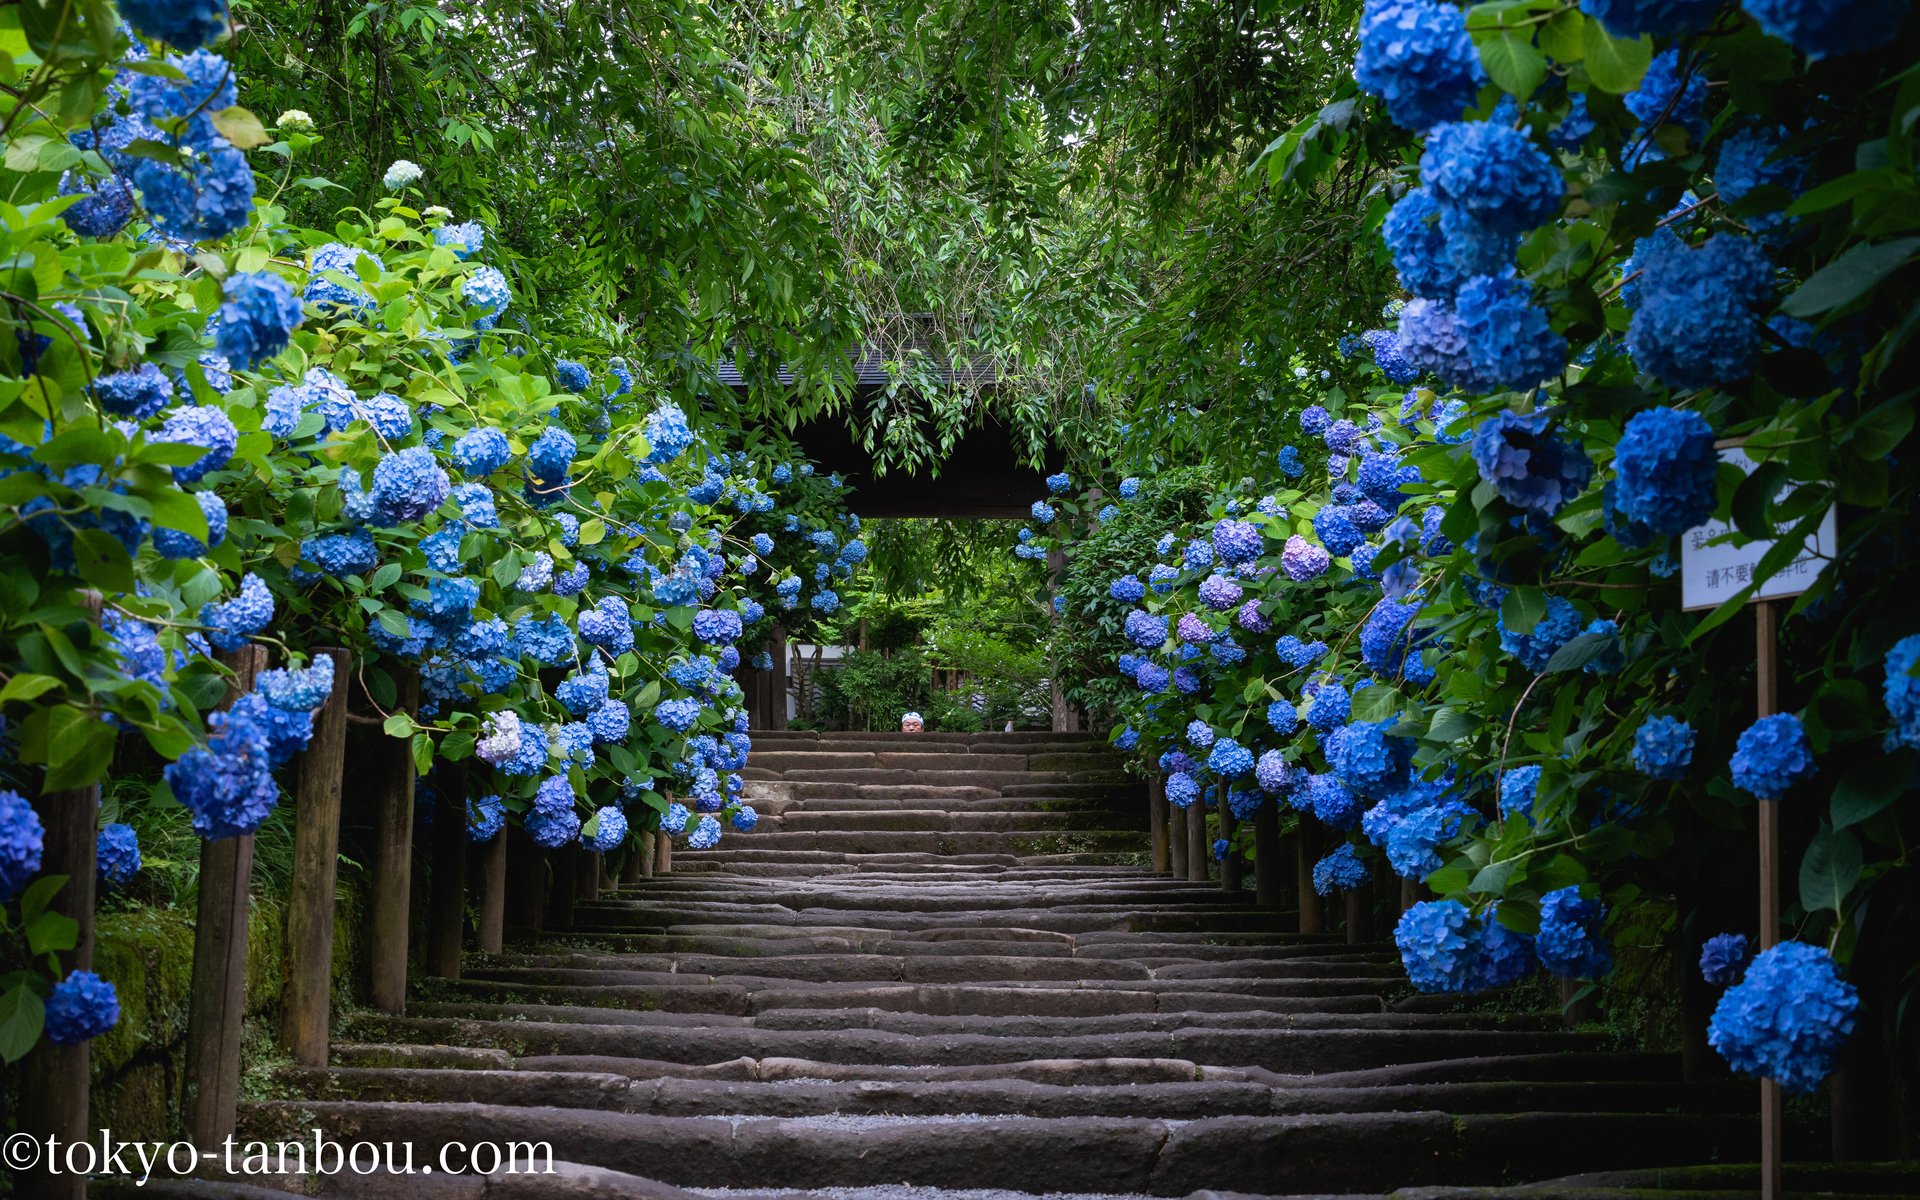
[427,758,468,979]
[1149,774,1168,874]
[1253,803,1282,908]
[475,828,507,954]
[1167,789,1188,881]
[282,647,350,1066]
[1296,822,1324,935]
[1217,783,1242,891]
[17,595,101,1200]
[1185,800,1208,882]
[549,847,577,929]
[184,644,265,1150]
[368,665,419,1014]
[770,626,789,730]
[1346,875,1374,944]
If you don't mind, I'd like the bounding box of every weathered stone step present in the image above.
[659,831,1154,856]
[334,1014,1600,1073]
[1001,782,1149,800]
[744,809,1142,833]
[231,1101,1765,1194]
[467,950,1388,986]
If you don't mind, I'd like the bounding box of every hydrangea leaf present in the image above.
[211,106,269,150]
[1351,684,1400,724]
[1477,33,1547,101]
[1584,28,1652,94]
[0,984,46,1065]
[1830,751,1911,829]
[1499,585,1548,636]
[1780,236,1920,317]
[1544,630,1616,673]
[1537,10,1586,62]
[1799,827,1862,915]
[382,713,414,739]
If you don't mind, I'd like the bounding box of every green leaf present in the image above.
[1350,684,1400,724]
[1241,675,1267,705]
[24,911,77,956]
[440,732,475,762]
[43,706,116,791]
[578,518,606,546]
[1479,32,1549,100]
[1780,237,1920,318]
[1499,586,1549,636]
[20,875,66,926]
[0,984,45,1064]
[0,673,62,703]
[375,608,412,637]
[1544,630,1614,673]
[382,713,414,739]
[1425,866,1471,896]
[634,680,661,710]
[1427,706,1478,742]
[1731,460,1789,540]
[1799,826,1862,915]
[1537,10,1586,62]
[1849,399,1915,460]
[1470,858,1517,896]
[369,562,403,592]
[210,106,270,150]
[70,528,137,595]
[137,485,211,541]
[411,731,433,775]
[1584,29,1653,94]
[1831,751,1911,829]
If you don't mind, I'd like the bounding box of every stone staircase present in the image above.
[193,731,1846,1199]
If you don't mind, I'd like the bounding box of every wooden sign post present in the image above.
[1682,441,1835,1200]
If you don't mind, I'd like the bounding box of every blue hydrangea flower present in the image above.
[1395,899,1478,992]
[1883,635,1920,750]
[1625,48,1711,143]
[1422,121,1562,238]
[1536,886,1614,980]
[59,171,133,238]
[153,490,229,560]
[369,446,450,525]
[302,528,377,579]
[656,698,702,732]
[645,405,695,463]
[1499,764,1542,824]
[3,790,46,900]
[94,364,175,420]
[1452,274,1569,393]
[1281,535,1332,581]
[450,483,498,529]
[1709,940,1858,1093]
[1117,476,1142,499]
[452,427,511,477]
[258,655,335,712]
[582,805,628,853]
[1382,188,1469,300]
[1124,610,1169,649]
[686,814,722,849]
[43,970,119,1045]
[1304,680,1351,732]
[1742,0,1908,60]
[527,426,576,488]
[1715,126,1809,243]
[1471,410,1590,516]
[1385,801,1471,879]
[1326,720,1416,800]
[1208,738,1254,778]
[516,551,555,592]
[1355,0,1486,132]
[97,823,141,888]
[119,0,228,47]
[1580,0,1721,37]
[731,806,759,832]
[164,695,282,838]
[1633,714,1695,780]
[215,273,303,369]
[462,265,511,317]
[1134,660,1170,691]
[466,793,506,842]
[304,242,379,311]
[1496,594,1584,673]
[1731,713,1817,800]
[199,573,273,651]
[812,589,841,614]
[153,404,238,483]
[1701,932,1751,986]
[693,608,745,645]
[1312,843,1369,896]
[1628,233,1774,389]
[1197,573,1243,611]
[1360,600,1420,678]
[1108,574,1146,603]
[513,612,575,666]
[556,668,610,716]
[1031,500,1056,523]
[1165,772,1201,809]
[1045,472,1071,493]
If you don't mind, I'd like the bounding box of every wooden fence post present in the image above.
[184,643,266,1150]
[368,664,419,1014]
[17,591,101,1200]
[549,847,577,929]
[578,850,600,901]
[282,647,349,1067]
[475,827,507,954]
[427,758,468,979]
[1217,782,1243,891]
[1168,790,1188,881]
[1346,873,1374,943]
[1253,802,1282,908]
[769,627,788,730]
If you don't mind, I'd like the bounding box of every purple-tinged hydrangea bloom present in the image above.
[97,823,141,888]
[1171,665,1201,694]
[1237,599,1271,633]
[1628,233,1774,388]
[1176,613,1213,645]
[1281,535,1332,582]
[154,404,238,482]
[1612,408,1718,536]
[1742,0,1908,60]
[1197,573,1243,611]
[1299,405,1331,436]
[1324,419,1361,457]
[1212,518,1262,565]
[0,790,46,901]
[1396,899,1478,992]
[43,970,119,1045]
[1731,713,1817,800]
[1312,506,1364,558]
[1255,749,1292,793]
[1354,0,1486,133]
[1395,298,1479,389]
[1109,574,1146,603]
[1134,661,1170,691]
[1701,932,1752,986]
[1536,887,1613,980]
[1633,714,1695,779]
[215,273,303,369]
[1709,940,1858,1093]
[1471,410,1590,516]
[1313,843,1369,896]
[1182,539,1215,573]
[1357,448,1420,514]
[1124,609,1169,649]
[1452,274,1569,392]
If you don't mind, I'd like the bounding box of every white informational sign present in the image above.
[1680,443,1837,611]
